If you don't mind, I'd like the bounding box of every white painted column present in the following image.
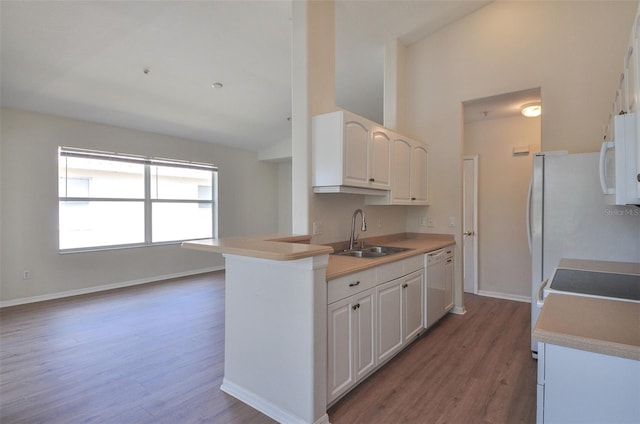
[291,0,337,235]
[220,253,330,424]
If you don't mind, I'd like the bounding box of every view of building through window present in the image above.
[58,147,216,251]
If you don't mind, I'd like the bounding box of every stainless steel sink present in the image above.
[334,245,412,258]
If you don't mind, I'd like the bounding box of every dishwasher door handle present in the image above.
[428,250,445,259]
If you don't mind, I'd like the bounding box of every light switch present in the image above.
[448,216,456,227]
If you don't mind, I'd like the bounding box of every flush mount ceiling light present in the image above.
[521,103,541,117]
[211,82,223,89]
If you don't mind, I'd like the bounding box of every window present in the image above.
[58,147,217,252]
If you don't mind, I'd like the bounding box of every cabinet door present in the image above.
[353,289,376,380]
[377,279,403,364]
[543,343,640,423]
[343,119,369,187]
[410,144,429,204]
[391,138,412,203]
[444,255,454,312]
[327,297,355,402]
[402,270,424,343]
[370,129,391,189]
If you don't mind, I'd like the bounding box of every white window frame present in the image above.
[58,146,218,253]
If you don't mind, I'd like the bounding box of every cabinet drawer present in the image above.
[328,268,377,304]
[376,260,404,283]
[377,255,424,282]
[403,255,423,274]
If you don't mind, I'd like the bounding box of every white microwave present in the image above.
[599,112,640,205]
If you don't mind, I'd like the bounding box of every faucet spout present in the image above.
[349,208,367,250]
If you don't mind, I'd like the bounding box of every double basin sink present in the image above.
[334,245,412,258]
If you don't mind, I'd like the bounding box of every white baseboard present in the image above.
[476,290,531,303]
[221,379,329,424]
[451,305,467,315]
[0,266,224,308]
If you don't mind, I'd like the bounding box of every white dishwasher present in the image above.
[425,248,454,328]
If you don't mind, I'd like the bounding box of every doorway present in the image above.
[462,88,541,300]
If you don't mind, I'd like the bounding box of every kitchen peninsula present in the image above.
[182,233,454,424]
[532,260,640,423]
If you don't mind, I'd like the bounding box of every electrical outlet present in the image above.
[23,270,32,280]
[419,216,427,227]
[427,218,434,228]
[312,222,323,235]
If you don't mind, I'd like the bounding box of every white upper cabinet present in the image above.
[390,138,412,202]
[609,8,640,199]
[313,110,391,193]
[366,134,430,206]
[410,143,430,204]
[369,129,392,188]
[343,120,369,186]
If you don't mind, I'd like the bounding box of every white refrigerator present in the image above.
[529,151,640,354]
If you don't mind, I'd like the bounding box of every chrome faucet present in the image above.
[349,208,367,250]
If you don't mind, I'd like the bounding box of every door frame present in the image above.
[463,155,479,294]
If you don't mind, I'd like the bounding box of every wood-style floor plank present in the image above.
[328,293,536,424]
[0,272,276,424]
[1,272,535,423]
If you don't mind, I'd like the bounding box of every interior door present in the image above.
[463,156,478,294]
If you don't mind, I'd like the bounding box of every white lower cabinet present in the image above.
[327,257,424,405]
[377,269,425,364]
[403,270,424,343]
[377,279,403,364]
[327,288,376,403]
[537,342,640,423]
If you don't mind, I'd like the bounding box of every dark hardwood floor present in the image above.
[0,272,536,423]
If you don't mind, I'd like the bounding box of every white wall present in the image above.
[311,194,407,245]
[278,160,293,233]
[403,1,636,304]
[0,108,280,304]
[464,115,541,299]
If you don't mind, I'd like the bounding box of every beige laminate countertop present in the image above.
[533,259,640,361]
[182,232,455,280]
[533,294,640,360]
[181,234,333,261]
